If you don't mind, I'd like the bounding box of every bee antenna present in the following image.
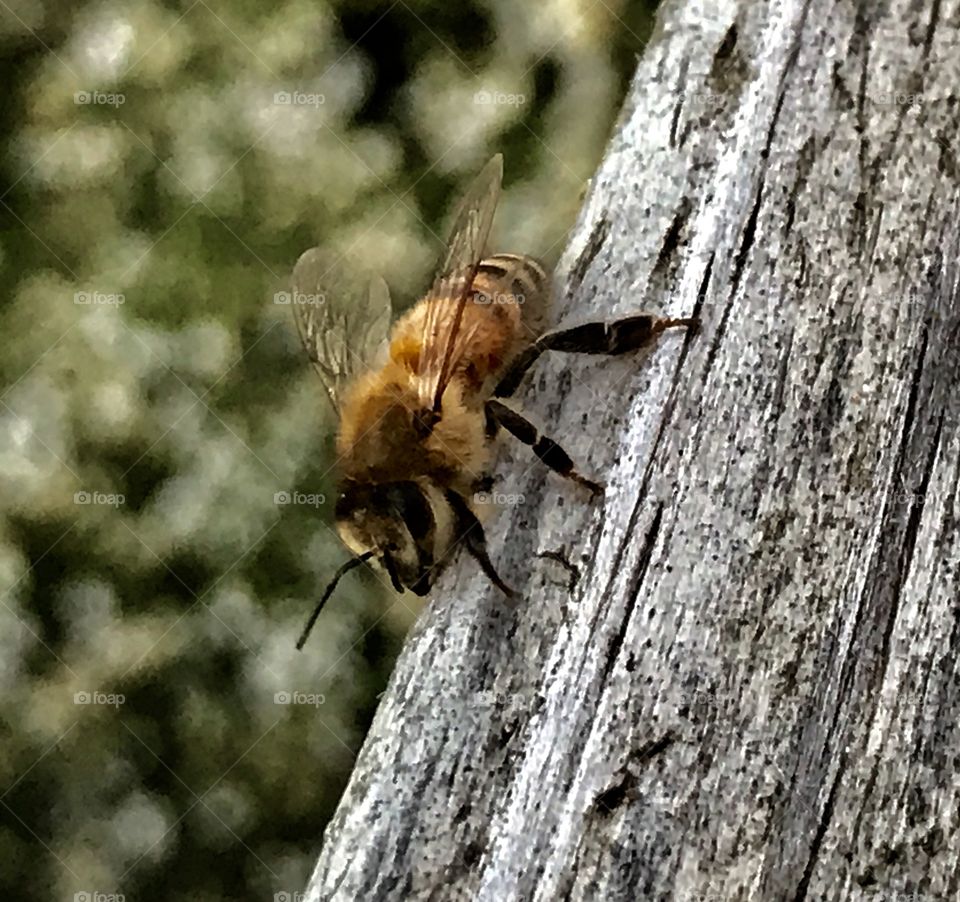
[296,550,376,650]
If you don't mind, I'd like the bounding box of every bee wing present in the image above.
[419,154,503,410]
[291,248,392,415]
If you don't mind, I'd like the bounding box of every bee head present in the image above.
[334,480,436,595]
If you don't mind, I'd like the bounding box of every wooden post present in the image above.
[304,0,960,897]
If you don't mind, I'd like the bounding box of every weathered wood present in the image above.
[304,0,960,898]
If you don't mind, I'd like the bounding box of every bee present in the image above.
[291,154,697,648]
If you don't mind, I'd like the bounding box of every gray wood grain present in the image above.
[304,0,960,898]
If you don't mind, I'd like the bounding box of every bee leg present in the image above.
[473,474,495,495]
[444,490,517,597]
[536,548,580,591]
[484,402,500,438]
[486,400,603,497]
[494,314,698,399]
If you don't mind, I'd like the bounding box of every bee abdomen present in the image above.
[475,253,550,339]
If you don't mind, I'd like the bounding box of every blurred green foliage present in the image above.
[0,0,657,898]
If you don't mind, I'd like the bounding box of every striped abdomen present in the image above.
[456,253,551,393]
[388,252,551,399]
[472,253,549,314]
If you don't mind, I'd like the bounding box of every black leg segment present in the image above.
[494,314,698,399]
[486,400,603,496]
[445,490,516,597]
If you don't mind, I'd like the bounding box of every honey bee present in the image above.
[291,154,697,648]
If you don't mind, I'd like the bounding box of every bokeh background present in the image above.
[0,1,658,898]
